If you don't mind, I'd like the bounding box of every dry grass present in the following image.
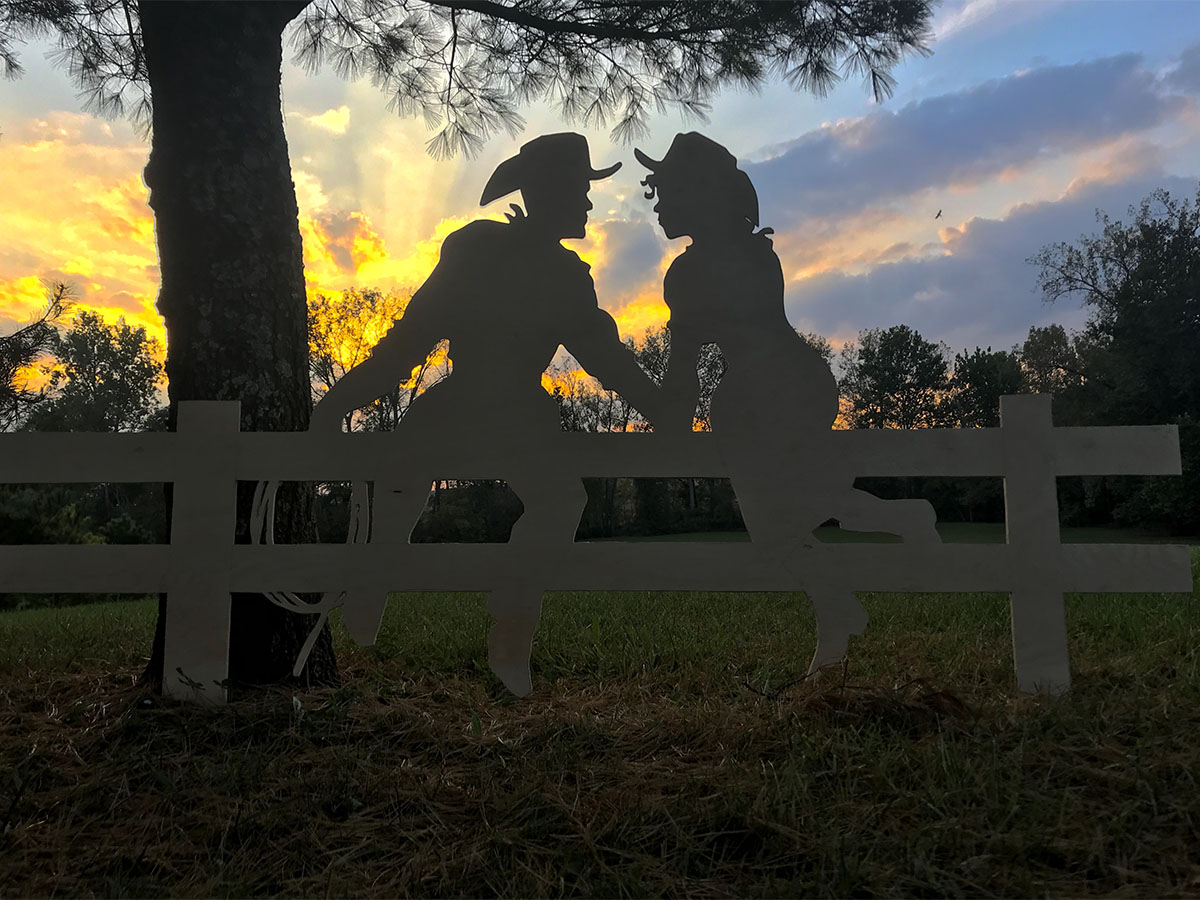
[3,575,1200,897]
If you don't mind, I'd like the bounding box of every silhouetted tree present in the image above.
[308,287,448,432]
[1020,324,1083,397]
[797,329,835,366]
[838,324,949,429]
[1031,185,1200,532]
[26,310,163,433]
[0,280,72,431]
[4,0,934,688]
[1031,186,1200,428]
[547,353,638,434]
[948,345,1024,428]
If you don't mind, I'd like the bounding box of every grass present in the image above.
[1,549,1199,896]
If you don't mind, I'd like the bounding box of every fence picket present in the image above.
[1001,395,1072,693]
[161,402,239,704]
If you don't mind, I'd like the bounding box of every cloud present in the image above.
[293,105,352,134]
[0,115,163,339]
[555,51,1200,346]
[292,168,330,213]
[769,207,940,281]
[1167,43,1200,95]
[746,53,1191,230]
[932,0,1062,42]
[0,275,56,333]
[3,111,140,148]
[579,218,668,301]
[298,196,496,301]
[785,173,1200,352]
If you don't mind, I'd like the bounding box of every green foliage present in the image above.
[0,311,167,603]
[1032,186,1200,428]
[1112,413,1200,534]
[411,480,525,543]
[0,483,111,611]
[0,484,102,546]
[25,310,163,433]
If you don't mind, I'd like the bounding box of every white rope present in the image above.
[252,479,371,677]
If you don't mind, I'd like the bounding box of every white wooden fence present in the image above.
[0,395,1192,703]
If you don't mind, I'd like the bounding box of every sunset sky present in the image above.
[2,0,1199,365]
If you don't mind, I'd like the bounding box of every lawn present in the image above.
[1,544,1198,896]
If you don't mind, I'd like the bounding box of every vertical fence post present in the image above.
[1001,394,1070,694]
[162,401,240,704]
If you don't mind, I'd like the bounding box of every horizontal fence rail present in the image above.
[0,396,1193,703]
[0,542,1189,595]
[0,422,1182,481]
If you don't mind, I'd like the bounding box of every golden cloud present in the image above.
[0,118,164,342]
[566,218,675,341]
[608,291,670,339]
[295,105,351,135]
[0,275,54,326]
[299,208,489,299]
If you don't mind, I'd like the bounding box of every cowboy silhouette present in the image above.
[636,132,939,674]
[311,132,662,695]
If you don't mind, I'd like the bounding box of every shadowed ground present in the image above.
[1,543,1197,897]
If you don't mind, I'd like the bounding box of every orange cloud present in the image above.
[0,275,55,326]
[1071,133,1168,185]
[0,113,163,340]
[772,207,946,283]
[298,206,493,300]
[608,290,670,339]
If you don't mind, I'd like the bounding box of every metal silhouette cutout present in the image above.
[636,132,940,674]
[0,132,1191,704]
[308,133,662,696]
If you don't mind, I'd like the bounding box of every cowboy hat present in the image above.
[480,132,621,206]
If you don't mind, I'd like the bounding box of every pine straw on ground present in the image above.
[3,653,1200,898]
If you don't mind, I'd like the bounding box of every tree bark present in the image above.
[138,0,337,691]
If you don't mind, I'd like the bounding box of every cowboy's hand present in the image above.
[656,390,696,434]
[309,401,345,433]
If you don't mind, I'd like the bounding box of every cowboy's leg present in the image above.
[340,477,434,647]
[484,470,588,696]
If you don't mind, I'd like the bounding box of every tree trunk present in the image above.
[138,0,337,691]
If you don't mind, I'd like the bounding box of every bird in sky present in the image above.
[935,209,942,219]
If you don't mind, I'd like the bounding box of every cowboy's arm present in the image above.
[563,305,664,426]
[310,282,445,431]
[658,323,703,433]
